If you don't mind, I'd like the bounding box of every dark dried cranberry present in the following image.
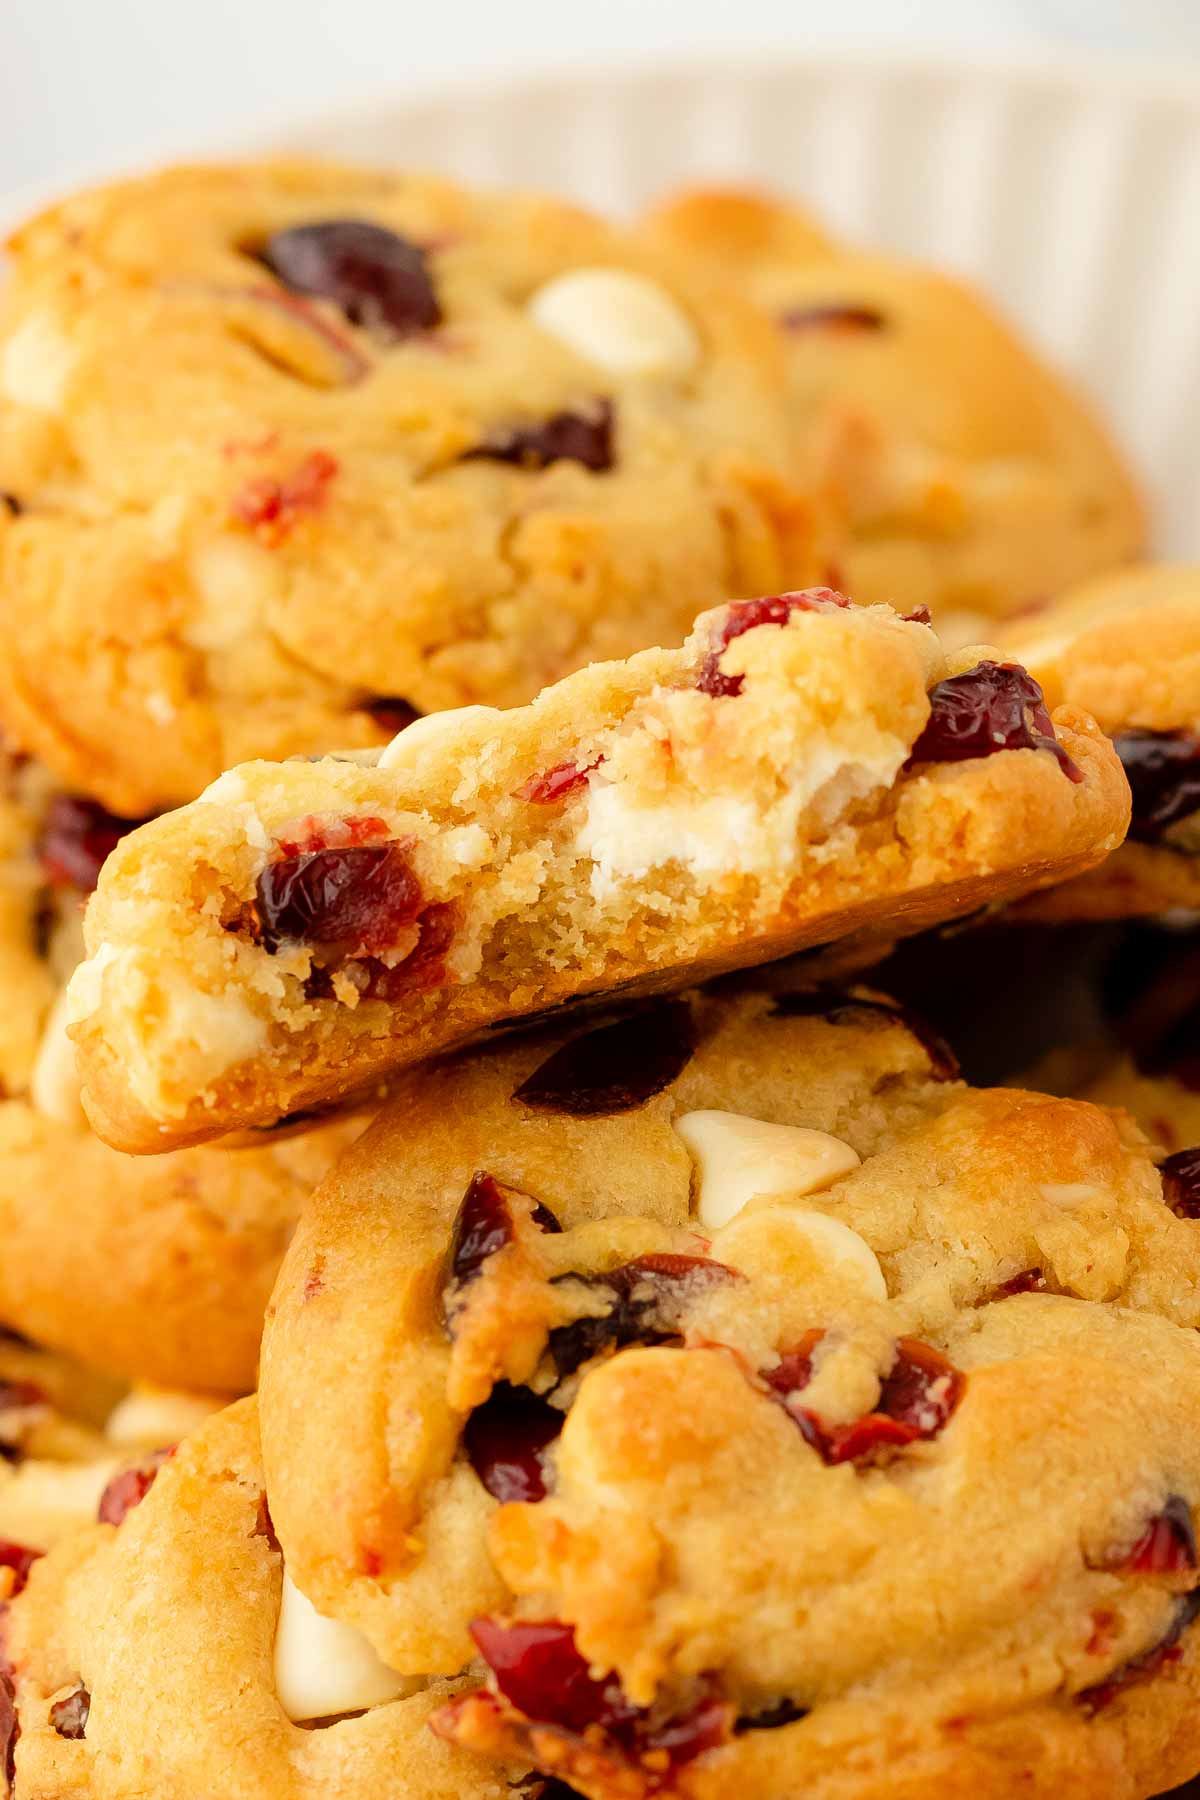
[449,1173,516,1287]
[1079,1589,1200,1713]
[513,1001,695,1116]
[546,1254,734,1380]
[768,1335,964,1465]
[0,1541,40,1597]
[908,660,1081,782]
[255,842,421,954]
[779,303,886,333]
[735,1698,808,1733]
[0,1662,14,1794]
[901,604,933,626]
[1162,1148,1200,1218]
[465,402,613,474]
[1113,731,1200,844]
[1125,1497,1197,1575]
[97,1447,173,1526]
[0,494,21,517]
[697,589,851,698]
[464,1383,563,1503]
[470,1618,634,1736]
[359,696,421,737]
[49,1684,89,1740]
[38,795,147,892]
[638,1686,731,1767]
[995,1268,1047,1297]
[771,989,960,1081]
[258,220,440,340]
[517,759,602,805]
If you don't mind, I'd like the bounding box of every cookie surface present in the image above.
[646,186,1145,641]
[257,980,1200,1798]
[0,158,824,814]
[1003,565,1200,920]
[67,593,1127,1152]
[0,754,367,1389]
[3,1398,521,1798]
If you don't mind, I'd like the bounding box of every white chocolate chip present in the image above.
[29,986,86,1129]
[376,705,502,772]
[529,268,699,377]
[674,1110,861,1230]
[0,312,77,410]
[185,535,278,651]
[713,1205,887,1301]
[1039,1182,1108,1210]
[105,1385,223,1450]
[65,943,122,1027]
[0,1457,121,1550]
[274,1571,416,1722]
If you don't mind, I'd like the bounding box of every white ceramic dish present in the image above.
[6,52,1200,553]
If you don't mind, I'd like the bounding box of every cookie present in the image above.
[0,157,826,815]
[256,980,1200,1798]
[1002,565,1200,919]
[645,186,1145,642]
[0,754,367,1390]
[2,1399,522,1798]
[66,592,1127,1152]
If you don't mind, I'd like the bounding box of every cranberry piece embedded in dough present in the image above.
[513,1001,695,1115]
[908,660,1081,782]
[1113,730,1200,843]
[255,841,423,954]
[465,402,614,474]
[464,1383,563,1503]
[697,589,851,698]
[259,219,441,340]
[97,1447,174,1525]
[38,795,147,892]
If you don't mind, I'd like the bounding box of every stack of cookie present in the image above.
[0,156,1197,1800]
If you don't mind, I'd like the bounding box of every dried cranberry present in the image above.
[771,990,960,1081]
[901,604,933,626]
[638,1686,732,1768]
[1162,1149,1200,1218]
[0,1542,40,1597]
[0,494,21,517]
[355,900,457,998]
[464,1383,563,1503]
[768,1335,964,1465]
[546,1254,734,1380]
[995,1268,1047,1297]
[1112,731,1200,843]
[513,1001,695,1116]
[38,795,147,892]
[736,1698,808,1733]
[697,589,851,699]
[465,402,613,474]
[255,841,421,954]
[448,1173,517,1287]
[908,660,1081,782]
[1079,1589,1200,1713]
[231,449,338,542]
[0,1662,14,1794]
[779,303,886,333]
[517,759,602,805]
[359,696,421,737]
[49,1685,89,1740]
[1125,1497,1197,1575]
[258,220,440,340]
[97,1448,173,1526]
[470,1618,635,1736]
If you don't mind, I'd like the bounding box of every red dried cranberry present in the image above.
[1113,731,1200,843]
[1162,1148,1200,1218]
[255,841,421,954]
[1125,1497,1197,1575]
[0,1542,40,1597]
[354,900,456,998]
[97,1448,173,1526]
[231,449,338,541]
[517,759,602,805]
[779,303,887,333]
[546,1254,734,1380]
[0,1662,14,1794]
[1079,1590,1200,1713]
[449,1173,516,1287]
[996,1268,1047,1297]
[697,589,851,699]
[770,990,960,1081]
[258,220,440,340]
[470,1618,635,1736]
[38,795,147,892]
[513,1000,695,1116]
[767,1335,964,1465]
[908,660,1081,782]
[359,696,421,737]
[901,604,933,626]
[465,402,613,474]
[464,1383,563,1503]
[49,1685,89,1740]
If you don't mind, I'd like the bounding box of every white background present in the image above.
[3,0,1199,199]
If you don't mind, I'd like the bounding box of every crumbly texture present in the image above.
[0,158,827,814]
[0,755,368,1390]
[257,981,1200,1798]
[4,1399,522,1799]
[69,598,1128,1152]
[645,186,1145,642]
[1004,565,1200,920]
